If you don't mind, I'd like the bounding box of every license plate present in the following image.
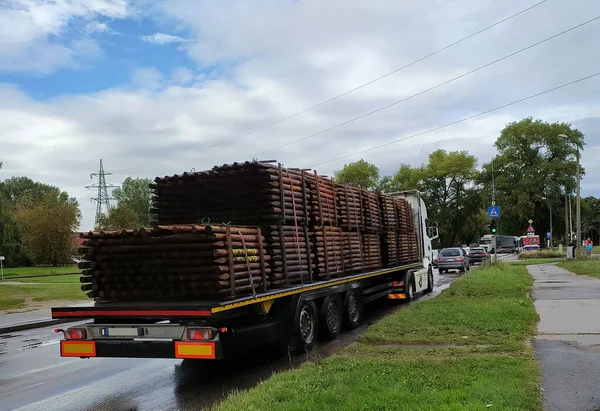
[104,327,140,337]
[446,258,455,261]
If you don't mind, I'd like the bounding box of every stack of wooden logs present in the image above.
[151,162,310,226]
[380,194,420,266]
[78,225,270,301]
[311,226,345,280]
[306,172,337,226]
[78,161,424,303]
[263,225,314,286]
[336,184,363,230]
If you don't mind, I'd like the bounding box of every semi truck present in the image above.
[478,234,516,254]
[52,181,438,361]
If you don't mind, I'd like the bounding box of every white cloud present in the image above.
[130,67,163,89]
[142,32,187,45]
[0,0,131,73]
[85,21,110,33]
[1,0,600,231]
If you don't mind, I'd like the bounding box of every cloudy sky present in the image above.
[1,0,599,230]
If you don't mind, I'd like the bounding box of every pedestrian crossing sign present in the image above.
[487,206,500,219]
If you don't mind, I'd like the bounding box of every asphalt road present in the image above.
[0,257,513,411]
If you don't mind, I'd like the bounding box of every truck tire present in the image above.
[320,294,343,340]
[405,273,415,302]
[425,266,434,293]
[293,300,319,353]
[343,290,363,329]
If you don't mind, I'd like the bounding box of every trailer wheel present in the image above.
[343,290,363,329]
[293,300,319,353]
[320,294,343,340]
[425,266,434,293]
[405,273,415,302]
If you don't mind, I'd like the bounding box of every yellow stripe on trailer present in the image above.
[211,263,420,314]
[388,293,406,300]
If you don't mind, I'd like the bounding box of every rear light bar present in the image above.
[186,327,217,341]
[59,328,87,340]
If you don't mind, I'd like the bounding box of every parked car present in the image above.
[467,247,488,264]
[436,247,470,274]
[432,249,440,268]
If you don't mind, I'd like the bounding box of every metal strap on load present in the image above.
[236,227,257,298]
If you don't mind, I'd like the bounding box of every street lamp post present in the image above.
[542,197,553,248]
[558,133,581,256]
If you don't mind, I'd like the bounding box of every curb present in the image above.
[0,318,80,335]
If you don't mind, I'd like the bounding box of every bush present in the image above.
[518,249,564,259]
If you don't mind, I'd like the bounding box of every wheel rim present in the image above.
[408,284,414,299]
[299,306,315,342]
[348,294,359,322]
[326,300,341,331]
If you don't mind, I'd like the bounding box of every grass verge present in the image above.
[558,259,600,279]
[0,281,85,311]
[1,265,80,278]
[518,250,564,260]
[215,264,541,411]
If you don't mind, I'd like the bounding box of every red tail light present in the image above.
[186,328,217,340]
[457,257,464,262]
[64,328,87,340]
[482,252,487,257]
[437,257,444,262]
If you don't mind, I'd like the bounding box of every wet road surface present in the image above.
[0,261,509,411]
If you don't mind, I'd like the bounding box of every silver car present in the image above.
[436,247,470,274]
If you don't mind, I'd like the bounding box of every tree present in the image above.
[110,177,153,227]
[392,150,484,247]
[581,196,600,244]
[14,191,81,266]
[480,118,584,241]
[334,159,381,190]
[97,204,138,230]
[0,177,67,267]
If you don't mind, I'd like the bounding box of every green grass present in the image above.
[1,265,80,278]
[0,282,86,311]
[215,265,541,411]
[217,354,539,411]
[518,250,564,260]
[361,265,537,349]
[558,260,600,279]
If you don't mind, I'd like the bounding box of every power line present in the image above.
[309,71,600,168]
[248,14,600,159]
[111,0,455,174]
[188,0,457,126]
[112,0,546,174]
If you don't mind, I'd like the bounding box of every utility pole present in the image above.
[576,147,582,256]
[86,159,117,229]
[565,193,569,246]
[492,159,497,262]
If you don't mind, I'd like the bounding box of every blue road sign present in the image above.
[546,232,551,239]
[487,206,500,219]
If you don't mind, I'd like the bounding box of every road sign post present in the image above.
[0,256,4,281]
[487,206,500,262]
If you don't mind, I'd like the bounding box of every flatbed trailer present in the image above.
[52,263,429,360]
[52,190,438,360]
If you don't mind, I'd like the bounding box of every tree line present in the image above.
[334,118,598,248]
[0,160,153,267]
